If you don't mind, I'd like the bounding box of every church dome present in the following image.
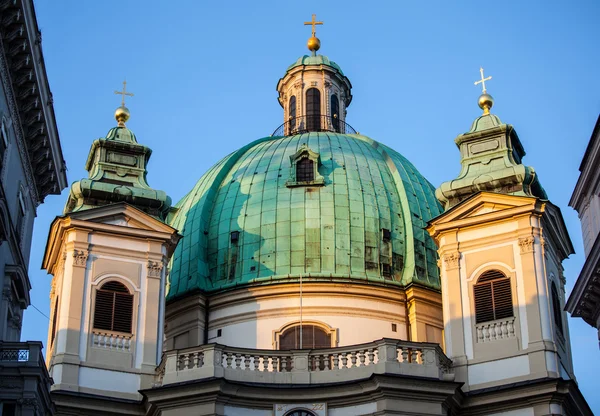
[286,54,344,75]
[166,132,442,300]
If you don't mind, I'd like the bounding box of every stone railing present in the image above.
[475,317,516,343]
[92,330,132,351]
[156,338,453,386]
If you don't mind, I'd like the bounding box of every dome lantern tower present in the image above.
[275,15,353,136]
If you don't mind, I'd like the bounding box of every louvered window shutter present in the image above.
[93,281,134,333]
[474,270,514,324]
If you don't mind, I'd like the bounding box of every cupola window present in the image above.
[330,94,340,132]
[474,269,513,324]
[306,88,321,131]
[279,324,331,350]
[296,158,314,182]
[93,281,134,333]
[288,95,297,134]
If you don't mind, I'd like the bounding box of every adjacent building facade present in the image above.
[0,0,68,414]
[36,20,593,416]
[566,114,600,347]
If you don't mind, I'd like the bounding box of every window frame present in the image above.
[285,144,325,187]
[273,320,337,350]
[473,269,514,324]
[92,280,135,334]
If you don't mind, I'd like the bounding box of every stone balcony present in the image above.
[155,338,454,387]
[0,341,55,415]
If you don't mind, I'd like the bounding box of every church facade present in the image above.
[39,19,591,416]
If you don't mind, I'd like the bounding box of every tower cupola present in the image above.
[275,15,353,136]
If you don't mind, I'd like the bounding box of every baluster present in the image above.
[483,325,490,342]
[93,333,98,346]
[226,352,233,368]
[411,348,419,364]
[323,354,330,371]
[265,356,271,372]
[367,348,375,366]
[235,353,242,369]
[477,326,483,343]
[192,352,199,368]
[401,347,409,363]
[501,321,508,338]
[125,337,131,351]
[508,320,515,337]
[495,323,502,340]
[359,350,366,367]
[253,355,260,371]
[350,352,357,368]
[333,353,339,369]
[244,354,251,370]
[341,352,348,368]
[117,336,123,350]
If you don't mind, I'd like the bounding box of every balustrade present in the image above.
[157,338,453,387]
[92,330,132,351]
[475,317,516,343]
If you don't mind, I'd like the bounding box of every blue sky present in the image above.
[23,0,600,411]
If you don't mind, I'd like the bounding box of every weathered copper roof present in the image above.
[167,132,442,300]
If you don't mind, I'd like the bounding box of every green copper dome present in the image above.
[166,132,442,300]
[286,54,344,75]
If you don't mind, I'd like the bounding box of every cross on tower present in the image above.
[474,67,492,94]
[114,80,134,107]
[304,14,323,37]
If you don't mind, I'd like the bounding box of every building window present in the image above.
[330,94,340,132]
[284,411,318,416]
[306,88,321,131]
[0,119,8,172]
[296,158,315,182]
[288,95,296,133]
[474,269,513,324]
[15,190,26,243]
[279,324,331,350]
[50,297,59,346]
[93,281,134,333]
[551,281,563,335]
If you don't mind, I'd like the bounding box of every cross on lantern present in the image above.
[304,14,323,37]
[114,80,134,107]
[474,67,492,94]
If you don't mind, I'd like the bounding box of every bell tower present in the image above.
[427,72,575,396]
[42,95,180,402]
[275,14,352,135]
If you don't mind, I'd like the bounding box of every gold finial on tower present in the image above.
[304,14,323,54]
[474,67,494,115]
[114,80,134,127]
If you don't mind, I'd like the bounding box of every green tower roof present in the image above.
[166,132,442,301]
[286,54,344,75]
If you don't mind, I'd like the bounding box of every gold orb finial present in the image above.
[304,14,323,54]
[115,106,130,127]
[307,36,321,52]
[478,93,494,115]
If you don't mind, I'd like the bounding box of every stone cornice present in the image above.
[0,0,67,203]
[570,114,600,212]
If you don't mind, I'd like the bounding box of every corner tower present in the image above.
[275,15,352,136]
[42,98,179,403]
[428,74,576,405]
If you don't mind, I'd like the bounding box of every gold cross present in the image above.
[304,14,323,37]
[114,80,134,107]
[474,67,492,93]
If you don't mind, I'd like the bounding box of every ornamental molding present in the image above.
[72,249,88,267]
[518,236,535,254]
[147,261,163,278]
[0,32,40,205]
[443,252,460,270]
[17,398,39,409]
[293,81,303,89]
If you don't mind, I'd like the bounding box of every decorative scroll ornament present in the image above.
[443,252,460,270]
[147,261,164,278]
[518,236,535,254]
[72,249,89,267]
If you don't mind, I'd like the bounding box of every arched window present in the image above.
[330,94,340,132]
[279,324,331,350]
[474,270,513,324]
[93,281,134,333]
[296,158,314,182]
[551,281,563,335]
[284,410,317,416]
[288,95,296,133]
[306,88,321,131]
